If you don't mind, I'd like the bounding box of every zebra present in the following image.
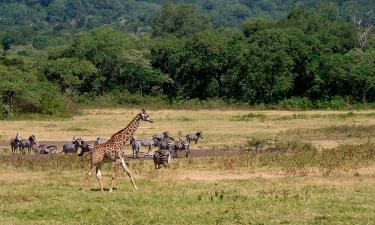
[159,137,175,152]
[186,131,204,144]
[153,150,171,169]
[10,133,21,154]
[174,138,190,158]
[62,137,82,154]
[130,136,141,159]
[19,135,37,154]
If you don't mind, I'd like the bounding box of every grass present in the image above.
[1,108,375,224]
[1,165,375,224]
[1,108,375,150]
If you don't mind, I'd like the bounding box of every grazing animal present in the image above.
[82,109,153,192]
[152,133,164,141]
[174,138,190,158]
[10,133,21,154]
[186,131,204,144]
[94,137,108,145]
[153,150,171,169]
[159,136,175,153]
[139,138,158,154]
[62,137,82,154]
[153,131,173,141]
[77,140,94,157]
[36,144,58,154]
[129,137,141,159]
[19,135,37,154]
[77,137,108,157]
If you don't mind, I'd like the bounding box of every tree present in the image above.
[44,58,98,93]
[242,18,276,37]
[151,3,212,38]
[347,48,375,102]
[240,29,300,103]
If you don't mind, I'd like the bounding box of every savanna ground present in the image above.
[1,108,375,224]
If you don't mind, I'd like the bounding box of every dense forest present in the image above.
[0,0,375,117]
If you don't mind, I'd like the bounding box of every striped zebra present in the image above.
[159,137,175,152]
[186,131,204,144]
[130,136,141,159]
[153,150,171,169]
[174,138,190,158]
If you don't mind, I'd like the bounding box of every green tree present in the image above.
[241,29,299,103]
[347,49,375,102]
[151,3,212,38]
[44,57,98,93]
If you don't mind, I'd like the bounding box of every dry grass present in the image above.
[1,108,375,150]
[1,108,375,224]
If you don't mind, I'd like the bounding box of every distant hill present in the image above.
[0,0,374,33]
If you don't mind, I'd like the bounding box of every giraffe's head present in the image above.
[139,109,153,123]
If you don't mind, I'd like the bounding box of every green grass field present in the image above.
[1,108,375,224]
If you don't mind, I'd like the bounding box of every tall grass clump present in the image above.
[277,97,313,110]
[232,113,267,121]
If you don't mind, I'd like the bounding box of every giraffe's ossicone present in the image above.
[82,109,153,192]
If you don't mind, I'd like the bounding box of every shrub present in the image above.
[277,97,313,110]
[0,66,68,118]
[314,96,348,109]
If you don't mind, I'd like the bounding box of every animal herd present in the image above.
[8,110,204,191]
[8,130,204,169]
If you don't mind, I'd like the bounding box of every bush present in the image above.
[277,97,313,110]
[277,96,350,110]
[0,66,68,118]
[314,96,348,109]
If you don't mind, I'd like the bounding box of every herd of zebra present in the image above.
[8,131,204,168]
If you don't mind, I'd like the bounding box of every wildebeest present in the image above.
[186,131,204,144]
[19,135,37,154]
[139,138,158,154]
[36,144,58,154]
[77,140,94,157]
[10,133,21,154]
[61,137,82,154]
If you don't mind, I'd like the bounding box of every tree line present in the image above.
[0,2,374,117]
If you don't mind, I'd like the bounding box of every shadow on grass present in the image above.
[90,188,117,192]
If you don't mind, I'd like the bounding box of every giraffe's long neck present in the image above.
[108,114,142,145]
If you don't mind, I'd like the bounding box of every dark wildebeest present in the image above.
[186,131,204,144]
[61,137,82,154]
[19,135,37,154]
[10,133,21,154]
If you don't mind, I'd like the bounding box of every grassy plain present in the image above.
[1,108,375,224]
[1,108,375,150]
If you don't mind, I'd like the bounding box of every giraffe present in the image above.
[82,109,153,192]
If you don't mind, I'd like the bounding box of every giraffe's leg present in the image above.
[96,164,104,192]
[167,154,171,168]
[120,158,138,190]
[83,164,96,190]
[109,162,120,192]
